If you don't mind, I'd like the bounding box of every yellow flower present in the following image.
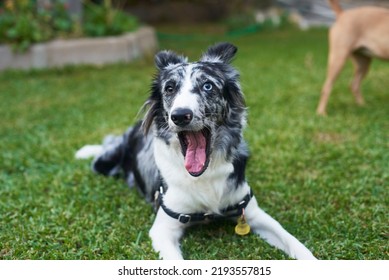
[5,0,14,11]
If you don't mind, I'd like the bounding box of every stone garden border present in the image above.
[0,26,157,71]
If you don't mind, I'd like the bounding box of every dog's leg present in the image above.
[317,48,349,115]
[317,25,352,116]
[245,197,316,260]
[350,53,371,106]
[149,208,185,260]
[75,135,124,176]
[75,145,103,159]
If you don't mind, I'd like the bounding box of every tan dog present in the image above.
[317,0,389,115]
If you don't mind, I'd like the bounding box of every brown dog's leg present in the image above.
[350,53,371,105]
[317,49,349,115]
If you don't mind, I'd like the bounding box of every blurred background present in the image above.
[2,0,389,55]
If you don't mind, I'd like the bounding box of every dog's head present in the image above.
[143,43,246,177]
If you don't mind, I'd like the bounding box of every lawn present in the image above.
[0,26,388,260]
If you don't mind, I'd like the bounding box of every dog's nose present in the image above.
[171,108,193,127]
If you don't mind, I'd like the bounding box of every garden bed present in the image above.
[0,26,157,70]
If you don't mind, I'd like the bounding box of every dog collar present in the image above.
[156,186,254,224]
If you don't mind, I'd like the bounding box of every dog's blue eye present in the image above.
[203,82,213,92]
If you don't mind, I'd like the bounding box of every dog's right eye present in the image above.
[165,85,175,94]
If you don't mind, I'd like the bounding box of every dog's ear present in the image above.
[200,42,237,64]
[155,50,187,70]
[141,79,163,134]
[141,99,158,134]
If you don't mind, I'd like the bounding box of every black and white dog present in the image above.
[76,43,316,260]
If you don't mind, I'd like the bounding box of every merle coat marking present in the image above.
[76,43,316,260]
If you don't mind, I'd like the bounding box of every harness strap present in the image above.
[158,186,254,224]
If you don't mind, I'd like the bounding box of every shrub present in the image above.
[0,0,139,52]
[83,1,138,37]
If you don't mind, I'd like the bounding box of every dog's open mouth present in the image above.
[178,129,211,177]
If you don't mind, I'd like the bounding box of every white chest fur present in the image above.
[153,137,248,214]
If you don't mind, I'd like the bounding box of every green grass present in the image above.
[0,27,388,260]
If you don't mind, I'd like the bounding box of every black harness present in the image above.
[156,186,254,224]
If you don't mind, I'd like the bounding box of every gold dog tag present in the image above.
[235,215,250,236]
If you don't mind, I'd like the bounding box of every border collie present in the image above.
[76,43,316,260]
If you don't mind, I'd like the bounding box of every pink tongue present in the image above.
[184,131,207,174]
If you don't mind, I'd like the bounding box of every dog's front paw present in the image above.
[292,247,317,260]
[157,250,184,260]
[149,216,185,260]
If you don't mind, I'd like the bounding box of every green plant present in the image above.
[0,1,48,51]
[83,1,138,37]
[0,0,139,52]
[38,1,75,34]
